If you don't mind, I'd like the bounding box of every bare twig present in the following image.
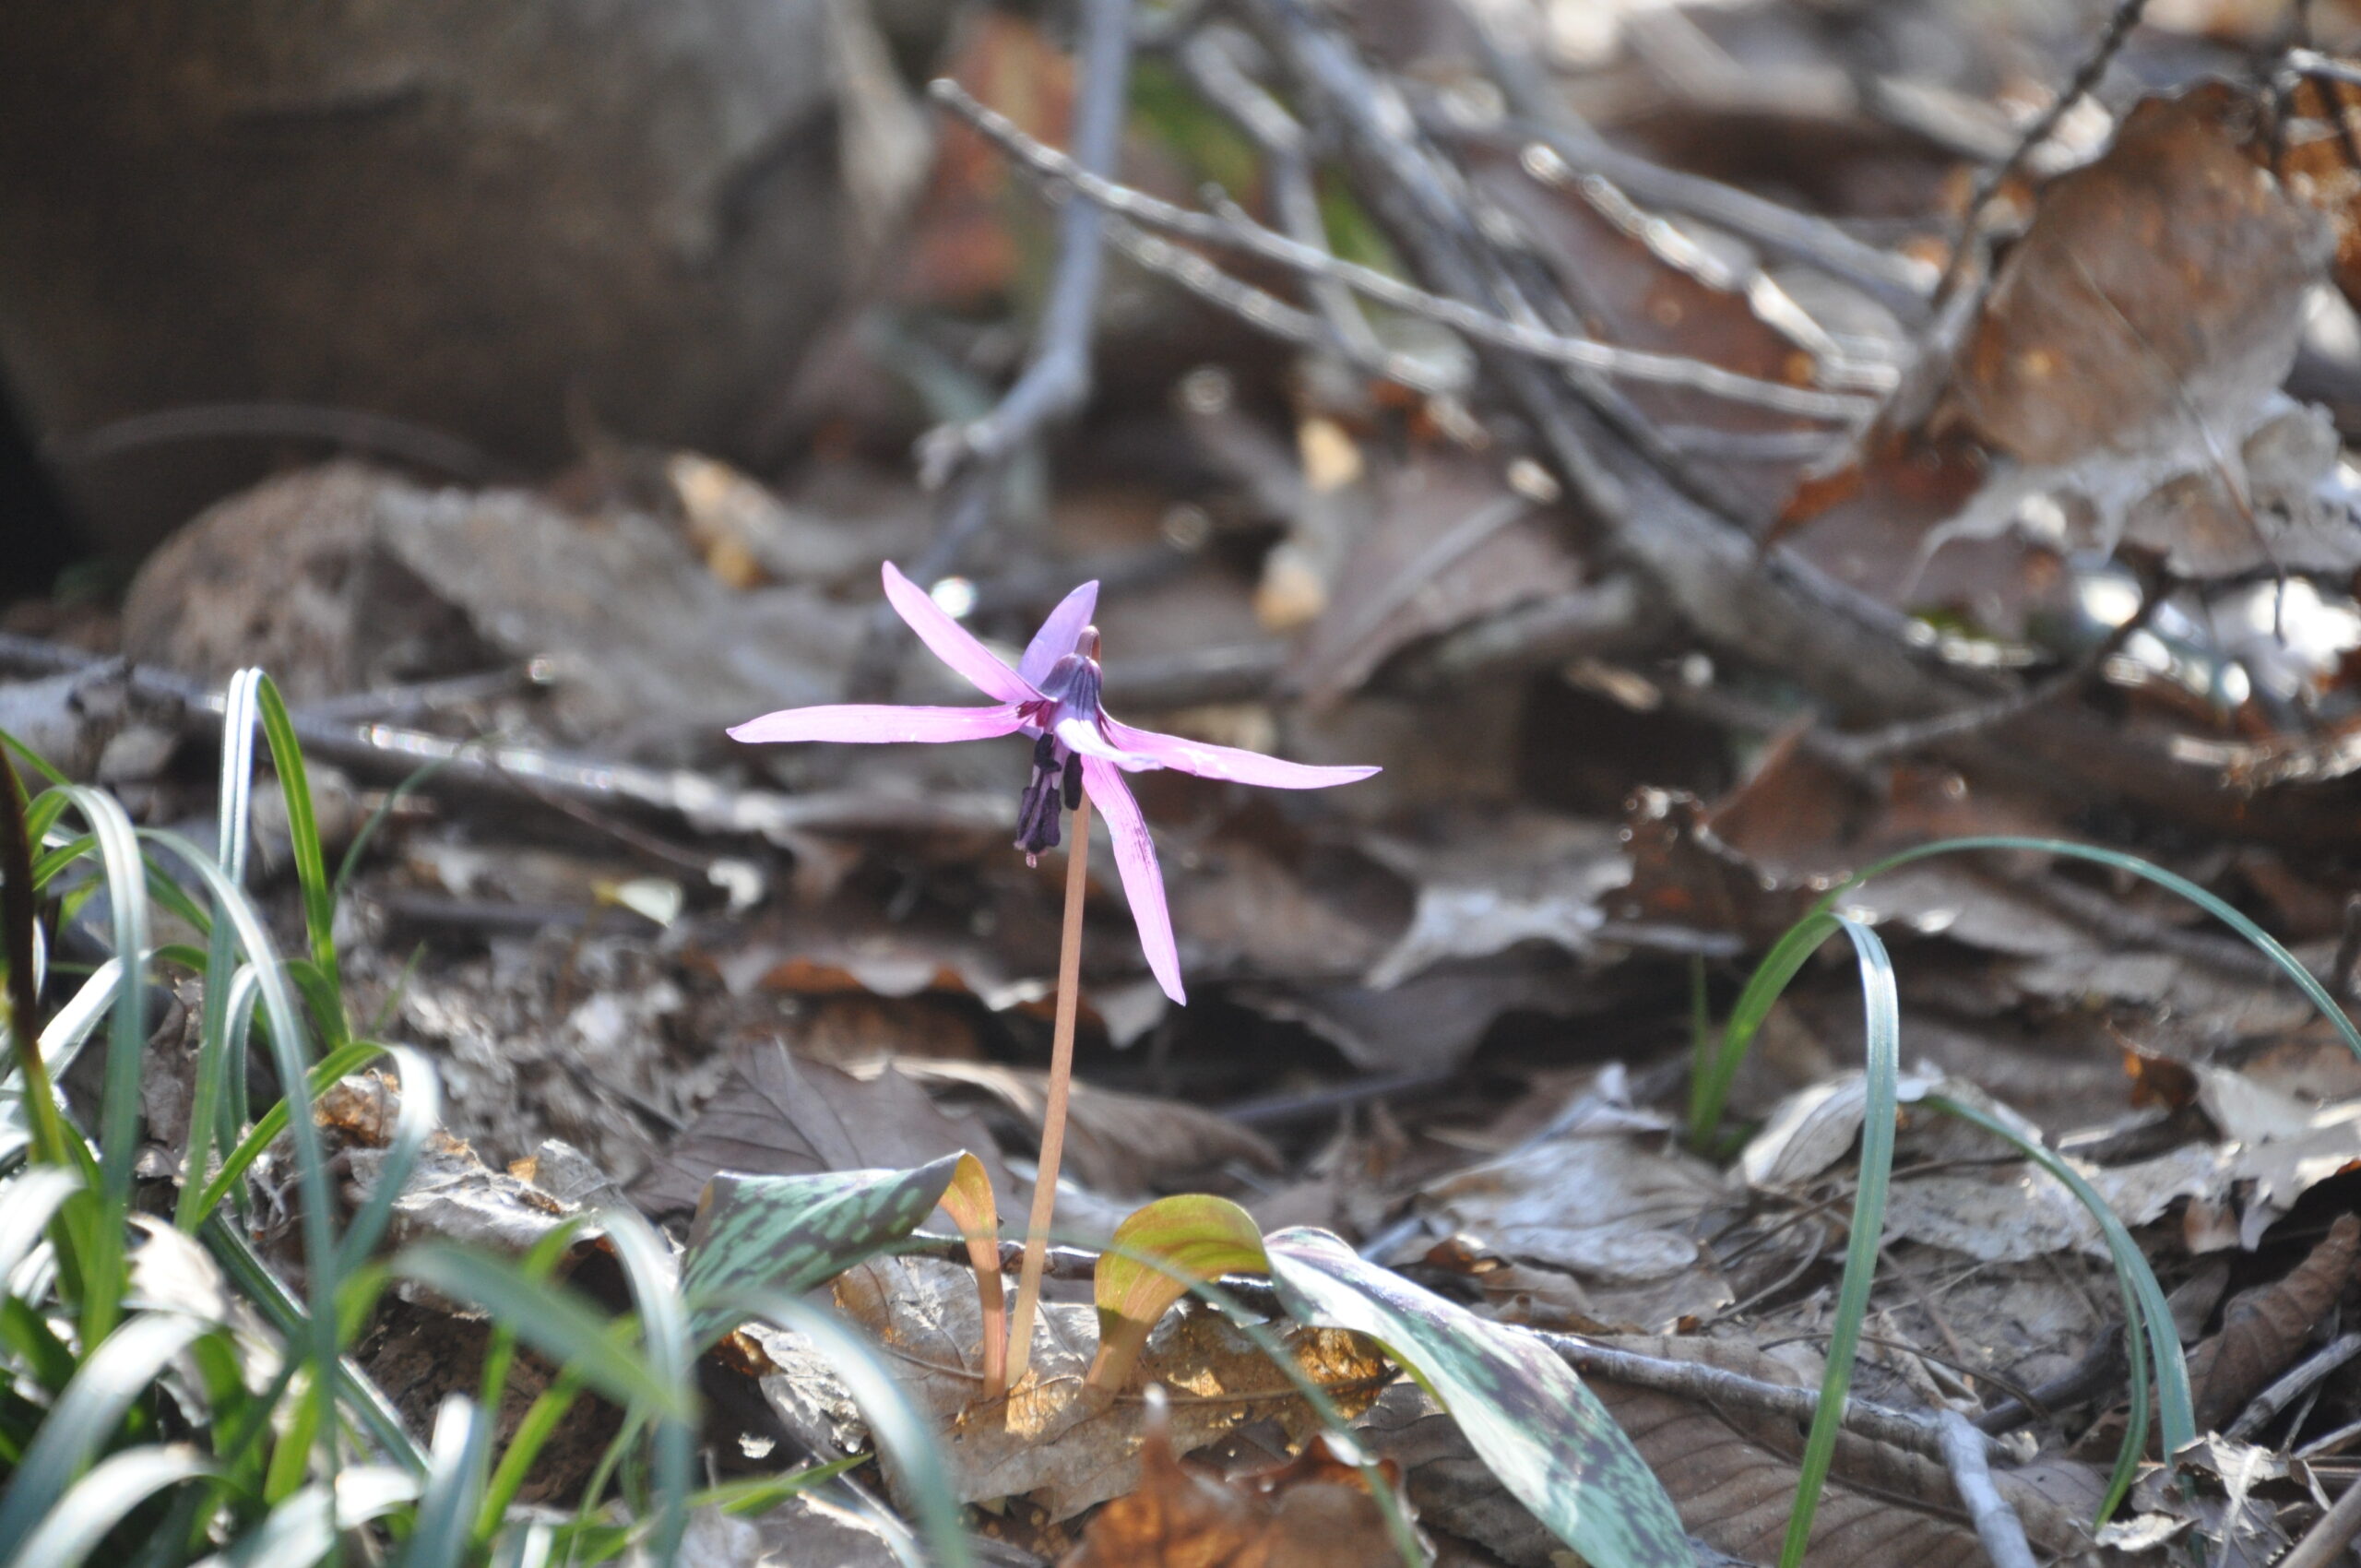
[0,633,1011,845]
[1931,0,2152,304]
[917,0,1137,487]
[1937,1408,2040,1568]
[2228,1331,2361,1442]
[1175,27,1387,367]
[851,0,1137,702]
[1529,1329,2011,1467]
[931,79,1880,422]
[2282,1473,2361,1568]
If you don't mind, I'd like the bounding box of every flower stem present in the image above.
[1006,790,1092,1386]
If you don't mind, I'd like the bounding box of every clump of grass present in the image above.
[1684,837,2318,1563]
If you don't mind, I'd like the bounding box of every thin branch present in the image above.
[917,0,1138,488]
[2227,1331,2361,1442]
[1530,1329,2011,1467]
[0,633,1011,845]
[1937,1408,2040,1568]
[931,79,1880,422]
[1175,28,1388,367]
[2283,1474,2361,1568]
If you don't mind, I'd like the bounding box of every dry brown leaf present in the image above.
[630,1042,1012,1219]
[1280,450,1583,710]
[2185,1212,2360,1432]
[1590,1336,2093,1568]
[778,1255,1392,1520]
[890,1058,1282,1198]
[1955,89,2328,468]
[1060,1393,1409,1568]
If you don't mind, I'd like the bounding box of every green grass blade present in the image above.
[138,828,344,1478]
[199,1217,424,1478]
[9,1442,213,1568]
[0,1167,82,1282]
[45,787,150,1343]
[334,1044,438,1276]
[187,1038,380,1227]
[0,1312,209,1561]
[253,678,346,1048]
[1690,910,1839,1145]
[721,1289,974,1568]
[1923,1091,2192,1510]
[392,1242,689,1422]
[602,1209,694,1568]
[1776,916,1900,1568]
[1691,834,2361,1143]
[393,1397,493,1568]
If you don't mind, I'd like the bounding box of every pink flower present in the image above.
[730,564,1380,1003]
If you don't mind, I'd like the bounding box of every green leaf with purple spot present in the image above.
[1264,1227,1690,1568]
[682,1155,962,1342]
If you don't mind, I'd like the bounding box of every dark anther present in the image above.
[1062,751,1084,811]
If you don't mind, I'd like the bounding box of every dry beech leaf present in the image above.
[1060,1391,1409,1568]
[2185,1211,2360,1432]
[631,1042,1013,1219]
[891,1058,1281,1197]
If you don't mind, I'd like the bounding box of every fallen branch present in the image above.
[1936,1408,2040,1568]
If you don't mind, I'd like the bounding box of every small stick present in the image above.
[1005,790,1095,1386]
[2283,1473,2361,1568]
[1937,1408,2039,1568]
[2228,1331,2361,1442]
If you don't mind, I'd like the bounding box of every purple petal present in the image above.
[1080,757,1186,1004]
[1104,720,1382,789]
[729,703,1027,745]
[1018,579,1101,688]
[881,563,1039,705]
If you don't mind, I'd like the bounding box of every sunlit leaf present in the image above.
[9,1443,211,1568]
[680,1156,962,1342]
[1087,1194,1268,1391]
[1264,1228,1691,1568]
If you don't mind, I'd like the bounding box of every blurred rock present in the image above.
[0,0,930,552]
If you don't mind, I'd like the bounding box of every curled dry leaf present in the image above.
[1060,1388,1413,1568]
[2185,1212,2360,1433]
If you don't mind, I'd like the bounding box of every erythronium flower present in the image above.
[729,563,1380,1004]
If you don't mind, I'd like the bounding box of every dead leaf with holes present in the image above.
[766,1254,1391,1521]
[1059,1390,1412,1568]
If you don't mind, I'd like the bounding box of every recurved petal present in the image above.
[1018,579,1100,687]
[881,562,1040,705]
[1080,757,1186,1004]
[728,703,1027,745]
[1054,714,1161,768]
[1103,719,1381,789]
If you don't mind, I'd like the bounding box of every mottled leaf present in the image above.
[682,1156,962,1342]
[1264,1227,1690,1568]
[1087,1194,1269,1391]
